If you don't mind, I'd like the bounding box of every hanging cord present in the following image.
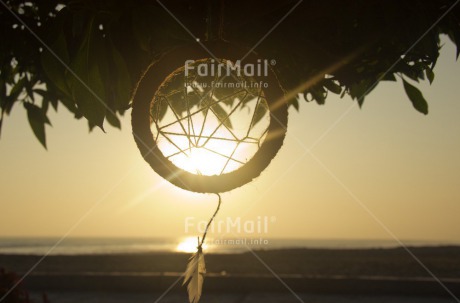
[199,193,222,248]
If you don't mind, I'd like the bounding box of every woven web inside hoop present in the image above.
[150,59,270,176]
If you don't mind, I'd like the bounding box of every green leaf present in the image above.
[211,103,232,129]
[4,78,27,114]
[381,72,396,82]
[186,92,203,111]
[72,10,87,39]
[49,95,59,111]
[289,97,300,111]
[25,79,35,102]
[399,62,425,82]
[69,19,106,129]
[402,79,428,115]
[8,77,27,101]
[151,97,168,122]
[0,110,4,138]
[35,89,59,111]
[310,86,326,105]
[323,79,342,94]
[131,5,191,52]
[167,91,187,116]
[0,78,4,138]
[110,43,132,110]
[106,111,121,129]
[24,102,51,149]
[131,6,155,52]
[425,68,434,84]
[349,79,375,108]
[40,30,72,97]
[0,78,6,105]
[42,97,49,113]
[250,100,268,129]
[448,26,460,60]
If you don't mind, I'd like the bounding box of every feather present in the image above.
[183,246,206,303]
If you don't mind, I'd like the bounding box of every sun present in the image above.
[153,116,249,176]
[171,143,240,176]
[176,237,208,253]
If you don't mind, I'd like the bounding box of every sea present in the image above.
[0,237,457,256]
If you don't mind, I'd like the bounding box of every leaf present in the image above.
[449,26,460,60]
[151,98,168,122]
[91,37,126,128]
[25,78,35,102]
[131,6,155,52]
[381,72,396,82]
[183,246,205,303]
[110,43,132,110]
[402,79,428,115]
[399,62,424,82]
[70,19,106,129]
[310,86,326,105]
[35,89,59,111]
[186,92,203,112]
[425,68,434,84]
[131,5,192,52]
[24,103,51,149]
[4,78,27,114]
[41,97,49,113]
[323,79,342,94]
[105,111,121,129]
[289,97,300,111]
[72,10,87,39]
[250,100,268,129]
[40,30,72,97]
[7,77,27,102]
[0,77,6,106]
[349,79,374,108]
[0,110,4,139]
[211,103,232,129]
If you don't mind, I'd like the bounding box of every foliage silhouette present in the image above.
[0,267,49,303]
[0,0,459,147]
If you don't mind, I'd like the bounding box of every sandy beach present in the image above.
[2,246,460,302]
[2,246,460,278]
[28,291,459,303]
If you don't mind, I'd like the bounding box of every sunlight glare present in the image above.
[174,145,239,175]
[155,121,243,175]
[176,237,207,253]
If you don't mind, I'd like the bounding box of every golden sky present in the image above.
[0,37,459,243]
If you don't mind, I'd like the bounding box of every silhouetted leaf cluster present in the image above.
[0,267,49,303]
[0,0,459,147]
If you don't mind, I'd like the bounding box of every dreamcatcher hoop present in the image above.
[132,41,288,193]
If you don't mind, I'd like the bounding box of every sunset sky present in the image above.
[1,36,459,243]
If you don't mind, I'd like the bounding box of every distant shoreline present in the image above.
[2,246,460,297]
[1,236,459,255]
[2,246,460,277]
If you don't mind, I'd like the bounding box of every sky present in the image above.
[0,36,459,243]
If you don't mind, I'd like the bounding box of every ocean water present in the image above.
[0,237,456,256]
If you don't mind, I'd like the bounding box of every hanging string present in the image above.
[199,193,221,248]
[184,193,222,303]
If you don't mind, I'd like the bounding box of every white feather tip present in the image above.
[183,246,206,303]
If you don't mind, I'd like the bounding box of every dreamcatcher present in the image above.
[131,5,288,303]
